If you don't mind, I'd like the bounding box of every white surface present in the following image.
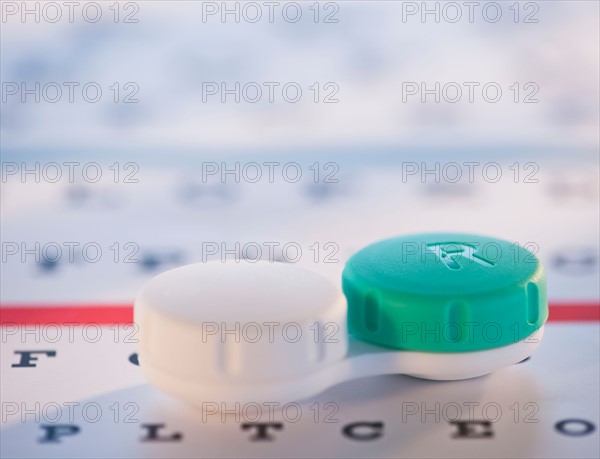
[0,323,596,458]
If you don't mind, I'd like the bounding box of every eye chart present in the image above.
[1,1,599,458]
[1,152,598,458]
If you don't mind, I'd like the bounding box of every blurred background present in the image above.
[1,0,599,303]
[2,1,599,149]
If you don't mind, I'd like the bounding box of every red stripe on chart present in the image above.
[0,302,598,325]
[0,305,133,325]
[547,303,600,322]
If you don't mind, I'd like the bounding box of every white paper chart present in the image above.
[1,151,598,458]
[1,0,599,457]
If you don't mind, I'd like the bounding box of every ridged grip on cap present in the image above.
[342,233,547,352]
[135,261,347,397]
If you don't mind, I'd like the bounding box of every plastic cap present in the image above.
[135,261,347,402]
[342,233,547,352]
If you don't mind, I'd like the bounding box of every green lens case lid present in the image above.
[342,233,548,352]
